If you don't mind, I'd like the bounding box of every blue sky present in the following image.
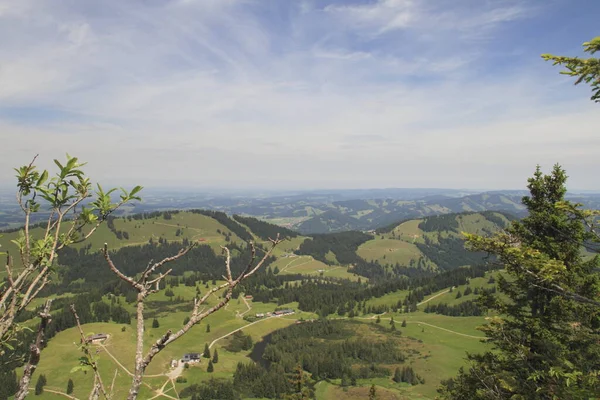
[1,0,599,190]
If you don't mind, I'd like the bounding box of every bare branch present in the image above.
[102,244,139,288]
[70,305,110,400]
[139,245,194,283]
[220,246,232,282]
[131,235,283,382]
[14,299,52,400]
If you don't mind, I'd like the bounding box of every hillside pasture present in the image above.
[357,238,423,266]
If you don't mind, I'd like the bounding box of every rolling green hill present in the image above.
[0,208,510,400]
[358,211,512,272]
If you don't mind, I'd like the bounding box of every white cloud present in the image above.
[0,0,597,191]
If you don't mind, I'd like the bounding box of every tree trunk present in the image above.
[14,300,51,400]
[127,293,146,400]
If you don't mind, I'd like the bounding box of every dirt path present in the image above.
[354,312,486,340]
[209,315,277,349]
[42,388,78,399]
[281,256,313,272]
[417,288,451,306]
[98,344,165,378]
[238,295,252,317]
[405,320,487,339]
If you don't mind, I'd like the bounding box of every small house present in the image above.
[182,353,201,363]
[84,333,108,344]
[255,313,265,318]
[244,295,253,300]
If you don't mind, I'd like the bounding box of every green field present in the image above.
[357,238,426,267]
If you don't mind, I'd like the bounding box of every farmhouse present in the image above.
[273,309,295,316]
[83,333,108,343]
[244,295,253,300]
[255,313,265,318]
[181,353,201,363]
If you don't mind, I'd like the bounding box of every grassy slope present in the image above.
[13,212,500,399]
[357,212,510,273]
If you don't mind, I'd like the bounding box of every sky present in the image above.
[0,0,599,191]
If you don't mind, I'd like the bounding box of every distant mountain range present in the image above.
[2,187,599,234]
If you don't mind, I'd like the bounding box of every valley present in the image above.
[0,209,505,399]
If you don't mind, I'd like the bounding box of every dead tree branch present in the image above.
[14,299,52,400]
[103,235,283,400]
[70,305,110,400]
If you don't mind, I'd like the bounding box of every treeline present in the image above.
[232,215,298,241]
[418,213,459,232]
[296,231,372,265]
[416,236,489,270]
[424,287,497,316]
[230,320,405,398]
[106,216,129,240]
[242,264,492,317]
[57,240,273,291]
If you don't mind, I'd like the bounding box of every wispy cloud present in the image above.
[0,0,598,190]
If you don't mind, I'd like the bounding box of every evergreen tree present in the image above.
[203,343,211,358]
[368,384,377,400]
[207,360,214,373]
[543,36,600,102]
[401,319,407,327]
[66,378,74,394]
[393,367,402,383]
[375,315,381,324]
[390,321,396,331]
[212,349,219,363]
[34,374,46,395]
[206,324,211,333]
[440,165,600,399]
[152,318,159,328]
[183,316,190,325]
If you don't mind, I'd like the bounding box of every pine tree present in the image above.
[206,324,210,333]
[401,319,407,327]
[368,384,377,400]
[203,343,211,358]
[393,367,402,383]
[34,374,46,395]
[152,318,159,328]
[66,378,74,394]
[542,36,600,102]
[375,315,381,324]
[390,321,396,331]
[440,165,600,399]
[212,349,219,363]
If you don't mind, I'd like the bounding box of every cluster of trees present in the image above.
[424,300,483,317]
[226,321,405,398]
[416,236,488,270]
[393,366,423,385]
[296,231,373,265]
[179,379,238,400]
[261,320,405,380]
[418,213,461,232]
[224,330,253,352]
[57,240,274,290]
[106,216,130,240]
[233,215,298,241]
[440,164,600,397]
